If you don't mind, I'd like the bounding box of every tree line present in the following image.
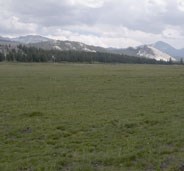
[0,45,183,64]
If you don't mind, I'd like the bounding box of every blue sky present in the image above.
[1,0,184,48]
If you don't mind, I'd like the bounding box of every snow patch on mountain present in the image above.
[65,42,72,47]
[136,45,176,61]
[83,47,96,52]
[152,41,184,60]
[79,43,85,47]
[53,46,62,50]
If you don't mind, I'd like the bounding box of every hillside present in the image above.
[0,35,179,62]
[153,41,184,60]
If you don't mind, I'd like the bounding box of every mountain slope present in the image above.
[0,36,17,44]
[29,40,110,53]
[0,35,179,61]
[0,36,10,41]
[12,35,52,44]
[153,41,184,60]
[121,45,176,61]
[137,45,176,61]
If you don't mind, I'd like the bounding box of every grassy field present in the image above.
[0,63,184,171]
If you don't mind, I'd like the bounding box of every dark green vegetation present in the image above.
[0,63,184,171]
[0,45,171,64]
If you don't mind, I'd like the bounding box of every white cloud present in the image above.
[0,14,38,35]
[70,0,105,8]
[1,0,184,48]
[49,31,141,48]
[145,0,167,14]
[162,26,183,39]
[177,0,184,11]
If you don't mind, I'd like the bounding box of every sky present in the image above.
[0,0,184,48]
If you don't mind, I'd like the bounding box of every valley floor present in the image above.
[0,63,184,171]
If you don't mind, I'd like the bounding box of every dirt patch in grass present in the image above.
[25,111,44,117]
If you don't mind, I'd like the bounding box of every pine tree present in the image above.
[180,58,183,65]
[168,57,173,65]
[0,52,5,62]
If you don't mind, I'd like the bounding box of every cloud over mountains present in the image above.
[0,0,184,48]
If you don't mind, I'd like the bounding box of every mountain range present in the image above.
[152,41,184,60]
[0,35,183,61]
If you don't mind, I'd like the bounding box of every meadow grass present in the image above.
[0,63,184,171]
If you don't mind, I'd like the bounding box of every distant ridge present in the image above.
[152,41,184,60]
[0,35,181,61]
[12,35,52,44]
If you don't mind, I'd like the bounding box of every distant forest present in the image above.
[0,45,182,64]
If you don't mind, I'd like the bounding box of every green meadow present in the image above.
[0,63,184,171]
